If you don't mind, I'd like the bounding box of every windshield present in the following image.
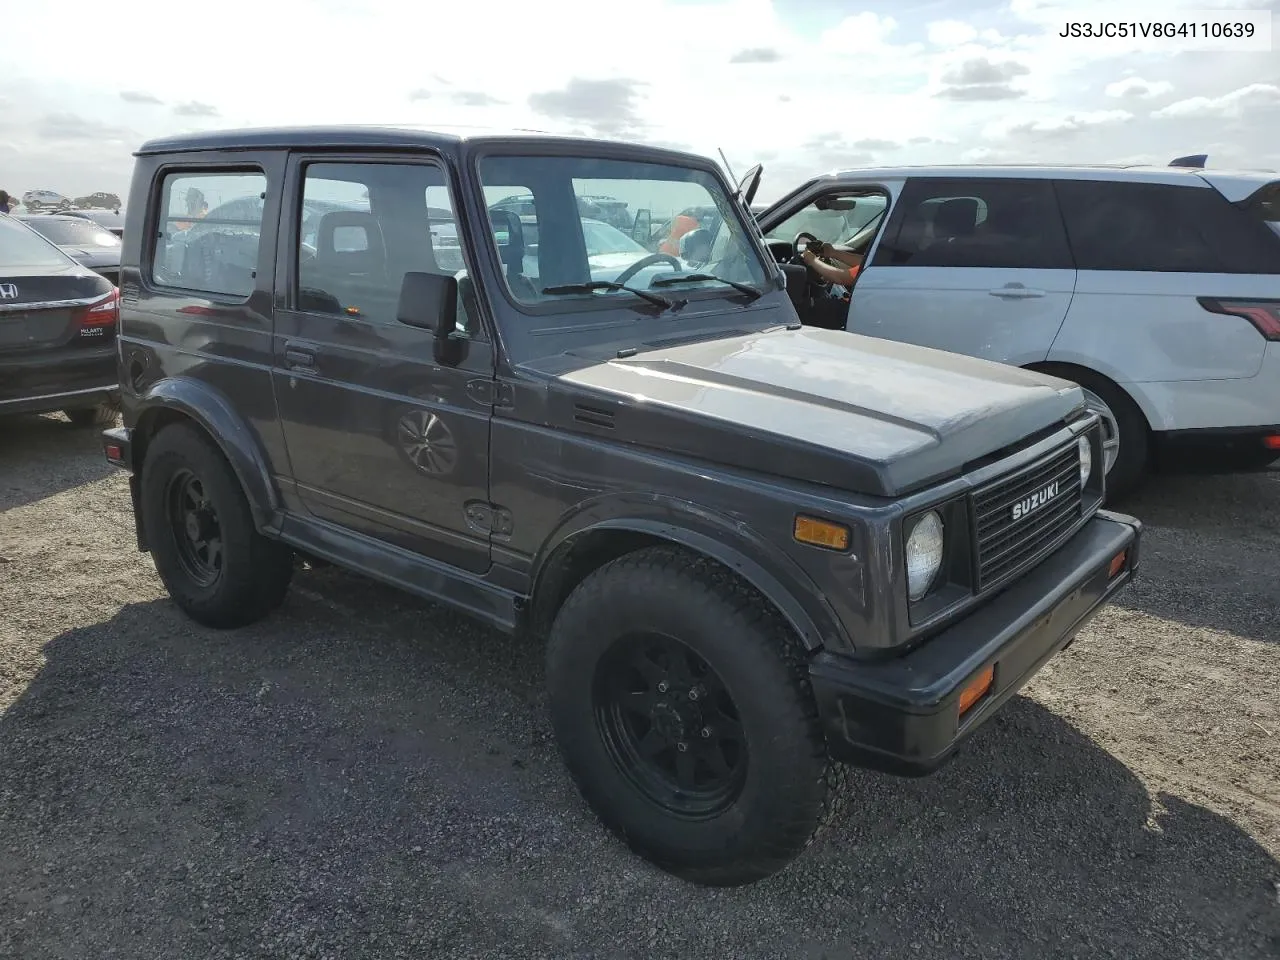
[22,218,120,248]
[477,155,769,307]
[0,215,73,267]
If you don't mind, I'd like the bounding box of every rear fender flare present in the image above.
[132,377,279,531]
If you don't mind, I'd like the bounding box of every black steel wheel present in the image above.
[546,545,838,887]
[594,632,747,819]
[140,422,293,628]
[165,468,223,588]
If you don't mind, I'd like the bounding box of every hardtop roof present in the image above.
[134,124,715,168]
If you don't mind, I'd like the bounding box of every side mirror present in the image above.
[397,271,458,338]
[631,208,652,244]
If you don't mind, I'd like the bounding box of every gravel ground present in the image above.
[1,412,1277,960]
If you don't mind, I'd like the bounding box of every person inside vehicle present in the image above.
[659,213,700,256]
[0,190,15,214]
[801,239,864,290]
[176,187,208,230]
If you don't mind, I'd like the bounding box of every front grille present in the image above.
[972,442,1083,590]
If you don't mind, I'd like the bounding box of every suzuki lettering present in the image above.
[0,283,18,300]
[1012,481,1061,522]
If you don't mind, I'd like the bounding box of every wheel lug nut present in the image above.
[688,688,699,701]
[700,727,711,739]
[657,682,668,693]
[676,742,688,752]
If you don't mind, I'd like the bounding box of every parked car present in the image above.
[21,189,72,213]
[753,163,1280,496]
[101,125,1141,887]
[0,213,121,425]
[73,192,123,211]
[62,208,126,238]
[17,213,122,285]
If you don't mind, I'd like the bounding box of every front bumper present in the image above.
[809,510,1142,776]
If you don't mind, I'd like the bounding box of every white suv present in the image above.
[754,164,1280,496]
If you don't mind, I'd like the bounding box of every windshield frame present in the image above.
[465,142,779,326]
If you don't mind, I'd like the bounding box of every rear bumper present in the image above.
[102,426,147,551]
[809,510,1141,776]
[0,384,118,416]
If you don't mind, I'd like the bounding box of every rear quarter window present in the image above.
[151,170,269,298]
[1054,179,1280,275]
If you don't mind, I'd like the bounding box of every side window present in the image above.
[873,178,1071,270]
[295,161,474,331]
[152,170,267,298]
[1055,179,1280,275]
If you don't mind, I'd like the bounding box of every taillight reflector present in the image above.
[1264,435,1280,450]
[73,288,120,328]
[1197,297,1280,340]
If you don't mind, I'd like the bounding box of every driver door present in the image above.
[757,179,906,328]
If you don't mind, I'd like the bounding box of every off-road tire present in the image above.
[141,422,293,628]
[545,545,840,887]
[65,401,119,427]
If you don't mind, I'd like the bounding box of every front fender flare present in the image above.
[531,496,852,652]
[133,377,280,532]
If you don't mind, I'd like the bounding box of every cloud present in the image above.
[729,47,782,64]
[120,90,163,105]
[172,101,219,117]
[927,20,978,46]
[1104,77,1174,100]
[408,88,504,106]
[936,57,1029,101]
[990,109,1134,140]
[528,78,647,136]
[852,138,900,151]
[35,113,135,143]
[451,91,505,107]
[1153,83,1280,119]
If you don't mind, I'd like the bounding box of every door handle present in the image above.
[988,285,1046,299]
[284,345,316,369]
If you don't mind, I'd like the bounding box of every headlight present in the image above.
[1077,435,1093,487]
[905,511,945,601]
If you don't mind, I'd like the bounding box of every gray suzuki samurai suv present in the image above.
[102,125,1142,886]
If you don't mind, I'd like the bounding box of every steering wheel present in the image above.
[614,252,682,287]
[792,231,819,260]
[791,231,834,292]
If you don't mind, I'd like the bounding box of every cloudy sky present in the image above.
[0,0,1276,203]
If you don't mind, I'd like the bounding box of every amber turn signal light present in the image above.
[958,664,995,718]
[793,515,850,551]
[1108,551,1127,578]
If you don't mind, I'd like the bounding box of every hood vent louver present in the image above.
[573,402,616,429]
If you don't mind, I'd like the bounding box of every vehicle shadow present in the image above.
[1106,467,1280,645]
[0,413,117,513]
[1,588,1276,960]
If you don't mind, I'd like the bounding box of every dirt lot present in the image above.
[1,413,1277,960]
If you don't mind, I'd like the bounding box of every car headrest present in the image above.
[933,197,979,238]
[316,211,385,262]
[487,208,525,269]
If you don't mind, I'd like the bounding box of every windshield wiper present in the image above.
[650,273,763,300]
[540,281,673,309]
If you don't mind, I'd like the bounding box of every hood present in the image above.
[532,327,1085,497]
